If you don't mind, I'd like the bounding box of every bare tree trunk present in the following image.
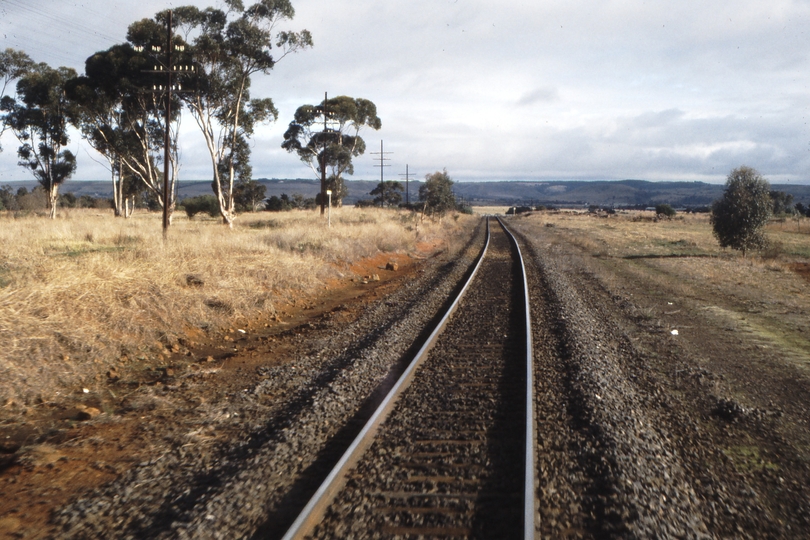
[48,185,59,219]
[112,163,122,217]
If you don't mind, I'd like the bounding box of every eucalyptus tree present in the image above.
[370,180,403,207]
[169,0,312,227]
[67,9,191,220]
[0,48,34,150]
[1,63,78,218]
[419,169,456,218]
[282,95,381,211]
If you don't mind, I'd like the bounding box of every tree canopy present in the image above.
[1,63,78,218]
[710,166,772,256]
[370,180,403,207]
[419,169,456,217]
[0,48,34,151]
[282,95,381,211]
[172,0,312,226]
[66,42,182,217]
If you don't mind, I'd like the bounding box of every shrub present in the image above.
[182,195,220,218]
[711,166,772,256]
[266,194,293,212]
[655,204,676,218]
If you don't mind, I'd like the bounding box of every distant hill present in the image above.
[451,180,810,208]
[3,178,809,208]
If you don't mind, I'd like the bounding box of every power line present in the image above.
[1,0,120,43]
[0,0,151,68]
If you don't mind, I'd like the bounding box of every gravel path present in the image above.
[516,225,709,538]
[511,217,810,539]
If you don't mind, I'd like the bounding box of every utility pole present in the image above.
[137,9,194,241]
[371,140,392,184]
[321,92,328,215]
[161,12,173,241]
[399,164,417,206]
[318,92,338,216]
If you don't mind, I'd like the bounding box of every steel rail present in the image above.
[498,217,537,539]
[281,218,493,540]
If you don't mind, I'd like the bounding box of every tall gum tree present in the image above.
[1,63,78,218]
[173,0,312,227]
[0,48,34,151]
[282,95,381,211]
[124,17,190,222]
[66,41,183,218]
[67,33,185,219]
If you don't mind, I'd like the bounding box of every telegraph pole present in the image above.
[398,164,417,206]
[162,11,172,240]
[317,92,340,216]
[137,9,194,240]
[371,140,392,184]
[321,92,328,215]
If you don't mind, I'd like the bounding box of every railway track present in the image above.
[42,214,798,539]
[283,218,536,539]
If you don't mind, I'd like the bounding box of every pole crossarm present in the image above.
[370,140,393,183]
[398,164,417,206]
[133,10,195,240]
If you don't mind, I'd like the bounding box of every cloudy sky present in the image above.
[2,0,810,184]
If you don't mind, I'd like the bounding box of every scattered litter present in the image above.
[667,302,673,305]
[237,329,246,334]
[82,388,90,393]
[670,329,679,335]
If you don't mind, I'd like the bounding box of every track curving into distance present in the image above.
[283,218,536,539]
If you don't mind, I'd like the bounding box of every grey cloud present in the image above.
[517,87,560,106]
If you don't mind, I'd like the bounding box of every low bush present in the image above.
[181,195,220,218]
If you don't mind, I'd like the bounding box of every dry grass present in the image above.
[517,211,810,260]
[0,207,475,407]
[473,206,512,215]
[513,209,810,370]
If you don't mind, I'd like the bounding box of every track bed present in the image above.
[306,221,529,539]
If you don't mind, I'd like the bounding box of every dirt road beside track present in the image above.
[511,215,810,538]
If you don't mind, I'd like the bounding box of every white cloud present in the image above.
[1,0,810,183]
